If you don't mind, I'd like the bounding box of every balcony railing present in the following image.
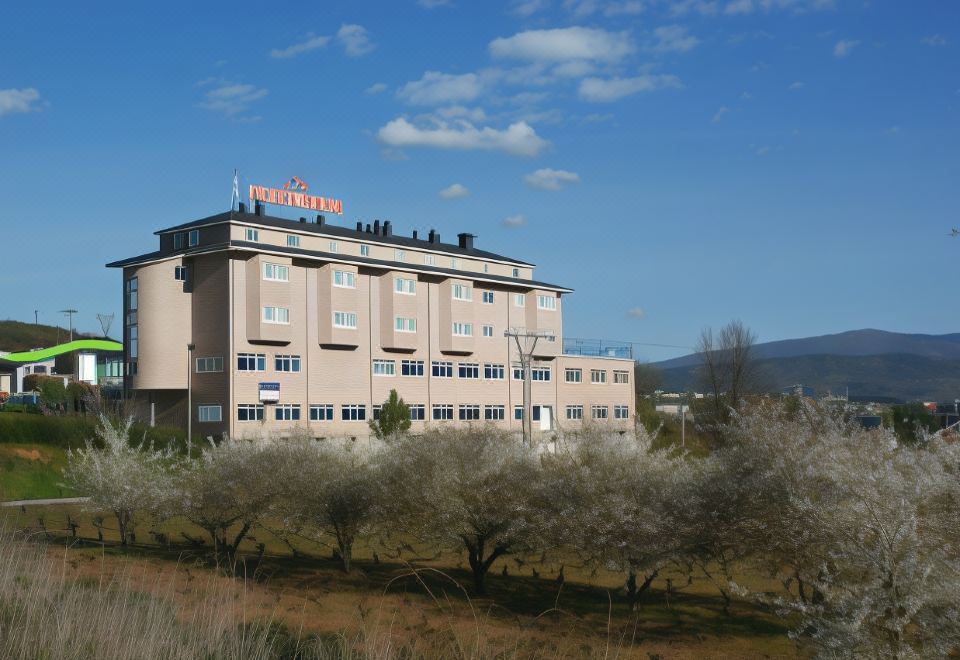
[562,337,633,360]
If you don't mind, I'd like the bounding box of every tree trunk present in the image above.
[463,535,507,596]
[115,509,129,546]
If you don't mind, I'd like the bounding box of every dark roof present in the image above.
[153,210,534,266]
[107,240,573,293]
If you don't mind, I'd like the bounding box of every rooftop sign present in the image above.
[249,177,343,215]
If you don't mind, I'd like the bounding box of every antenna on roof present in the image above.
[96,313,115,338]
[230,169,240,212]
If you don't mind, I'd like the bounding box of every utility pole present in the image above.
[504,328,555,446]
[59,309,78,342]
[187,343,195,442]
[34,310,38,325]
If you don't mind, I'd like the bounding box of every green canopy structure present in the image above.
[1,339,123,363]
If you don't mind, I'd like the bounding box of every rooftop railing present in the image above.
[562,337,634,360]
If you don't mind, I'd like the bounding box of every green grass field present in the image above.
[0,444,74,500]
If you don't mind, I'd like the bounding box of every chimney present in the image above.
[238,202,247,213]
[383,220,392,236]
[366,223,372,233]
[254,200,265,216]
[412,230,418,240]
[316,214,325,226]
[299,217,306,223]
[428,229,440,244]
[373,219,380,235]
[356,221,363,231]
[458,233,475,250]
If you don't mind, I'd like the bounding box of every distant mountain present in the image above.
[0,320,97,353]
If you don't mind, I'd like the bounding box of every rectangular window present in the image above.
[423,254,435,266]
[195,356,223,373]
[286,234,300,247]
[245,228,259,242]
[514,406,523,420]
[484,405,505,421]
[341,404,366,421]
[514,293,525,307]
[452,322,473,337]
[310,404,334,421]
[592,405,608,420]
[274,354,301,372]
[174,266,188,282]
[614,405,630,419]
[566,405,584,420]
[482,324,494,337]
[532,366,551,382]
[394,277,416,295]
[512,268,520,278]
[188,230,199,247]
[372,359,396,376]
[591,369,607,384]
[432,361,453,378]
[395,249,406,262]
[482,291,494,304]
[452,284,472,301]
[459,404,481,421]
[484,363,505,380]
[329,241,338,253]
[237,353,266,371]
[372,405,382,421]
[275,404,301,421]
[174,233,185,249]
[125,277,138,311]
[394,317,417,333]
[198,405,222,422]
[458,363,479,379]
[237,404,264,422]
[451,257,460,270]
[409,404,426,421]
[537,295,557,310]
[263,263,289,281]
[333,311,358,329]
[263,306,290,324]
[432,404,454,421]
[614,370,630,384]
[333,270,356,288]
[401,359,424,376]
[483,264,489,273]
[565,368,582,383]
[513,365,524,381]
[360,244,370,257]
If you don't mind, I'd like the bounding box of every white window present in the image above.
[174,233,185,249]
[432,361,453,378]
[614,405,630,419]
[174,266,188,282]
[262,306,290,324]
[452,284,472,301]
[451,257,460,269]
[484,405,505,421]
[395,317,417,333]
[459,404,481,421]
[401,359,424,376]
[452,322,473,337]
[237,353,265,371]
[614,370,630,384]
[423,254,435,266]
[195,356,223,373]
[373,359,396,376]
[592,405,608,420]
[537,295,557,310]
[333,311,357,329]
[409,404,426,421]
[566,405,584,420]
[591,369,607,384]
[432,404,454,421]
[275,404,301,421]
[333,270,356,288]
[263,263,289,281]
[482,291,494,304]
[274,354,301,372]
[341,404,366,421]
[286,234,300,247]
[395,249,406,262]
[189,230,199,247]
[458,363,479,379]
[483,264,489,273]
[482,325,494,338]
[237,404,263,422]
[310,404,334,421]
[394,277,416,295]
[512,268,520,278]
[532,366,551,381]
[329,241,338,253]
[245,228,259,242]
[484,363,504,380]
[565,368,582,383]
[360,244,370,257]
[198,405,222,423]
[514,293,525,307]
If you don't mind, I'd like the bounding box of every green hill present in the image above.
[0,320,98,353]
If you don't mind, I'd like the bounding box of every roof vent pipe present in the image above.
[412,230,418,240]
[299,217,306,223]
[373,219,380,235]
[238,202,247,213]
[383,221,392,236]
[366,223,372,233]
[254,200,265,216]
[428,229,440,244]
[356,221,363,231]
[316,214,325,226]
[458,233,475,250]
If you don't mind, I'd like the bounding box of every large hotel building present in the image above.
[108,202,635,438]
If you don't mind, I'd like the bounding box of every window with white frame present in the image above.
[263,306,290,324]
[565,368,582,383]
[513,365,524,380]
[591,369,607,384]
[189,230,199,246]
[174,266,188,282]
[372,405,382,421]
[614,405,630,419]
[237,353,266,371]
[614,370,630,384]
[195,356,223,373]
[395,317,416,333]
[432,404,454,421]
[484,405,505,421]
[394,277,416,294]
[482,291,494,304]
[401,359,424,376]
[372,359,396,376]
[275,404,301,421]
[484,363,505,380]
[451,257,459,269]
[423,254,435,266]
[483,264,489,273]
[395,249,406,262]
[409,404,426,421]
[458,363,479,379]
[333,270,356,288]
[245,228,259,242]
[237,404,264,422]
[198,405,221,422]
[432,361,453,378]
[286,234,300,247]
[537,295,557,310]
[360,244,370,257]
[566,405,584,420]
[591,405,608,420]
[174,232,185,249]
[275,354,301,372]
[310,404,334,421]
[263,263,289,281]
[532,366,551,381]
[514,406,524,420]
[452,284,471,301]
[512,268,519,278]
[452,322,473,337]
[514,293,525,307]
[341,404,366,421]
[329,241,338,253]
[333,311,357,329]
[482,324,494,337]
[459,404,480,421]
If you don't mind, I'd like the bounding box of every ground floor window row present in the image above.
[228,403,631,423]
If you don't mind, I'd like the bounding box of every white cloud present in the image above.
[724,0,753,14]
[833,39,859,58]
[578,74,681,102]
[337,24,375,57]
[921,34,947,47]
[439,183,471,199]
[197,80,268,117]
[0,88,41,117]
[524,168,581,190]
[711,105,729,123]
[489,27,635,63]
[397,71,484,105]
[270,34,330,59]
[650,25,700,53]
[377,117,549,156]
[552,60,596,77]
[365,82,388,95]
[788,81,804,90]
[435,105,488,122]
[626,307,646,319]
[502,214,528,228]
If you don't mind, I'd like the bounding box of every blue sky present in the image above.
[0,0,957,361]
